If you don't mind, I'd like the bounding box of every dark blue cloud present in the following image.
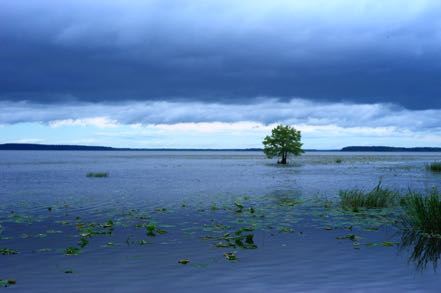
[1,0,441,109]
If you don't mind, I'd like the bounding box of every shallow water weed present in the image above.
[86,172,108,178]
[0,279,16,287]
[278,226,294,233]
[0,248,18,255]
[224,252,237,261]
[278,198,301,207]
[65,246,80,256]
[401,189,441,235]
[339,183,398,210]
[336,234,361,241]
[367,241,399,247]
[178,259,190,265]
[428,162,441,172]
[144,223,167,237]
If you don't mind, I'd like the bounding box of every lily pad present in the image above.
[0,279,16,287]
[65,247,80,256]
[0,248,18,255]
[224,252,237,261]
[178,259,190,265]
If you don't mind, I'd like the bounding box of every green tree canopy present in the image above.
[262,125,304,164]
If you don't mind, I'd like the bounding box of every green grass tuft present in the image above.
[86,172,108,178]
[401,189,441,236]
[339,182,398,211]
[428,162,441,172]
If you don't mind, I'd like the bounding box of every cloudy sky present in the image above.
[1,0,441,149]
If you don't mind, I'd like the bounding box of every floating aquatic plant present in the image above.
[0,248,18,255]
[65,247,80,256]
[336,234,361,241]
[76,219,114,238]
[0,279,16,287]
[144,223,167,237]
[278,227,294,233]
[224,252,237,261]
[86,172,108,178]
[234,202,244,213]
[79,237,89,248]
[178,259,190,265]
[210,228,257,249]
[278,198,301,207]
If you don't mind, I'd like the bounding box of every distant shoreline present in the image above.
[340,146,441,152]
[1,143,441,152]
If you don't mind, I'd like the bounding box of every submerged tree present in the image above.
[263,125,304,164]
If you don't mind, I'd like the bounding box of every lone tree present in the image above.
[263,125,304,164]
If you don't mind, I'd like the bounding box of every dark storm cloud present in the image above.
[1,0,441,109]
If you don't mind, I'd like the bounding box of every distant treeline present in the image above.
[1,143,440,152]
[341,146,441,152]
[0,143,120,151]
[0,143,262,151]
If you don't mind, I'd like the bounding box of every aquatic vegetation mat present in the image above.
[3,186,441,287]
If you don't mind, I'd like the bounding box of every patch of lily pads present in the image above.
[3,184,441,272]
[0,279,16,287]
[0,248,18,255]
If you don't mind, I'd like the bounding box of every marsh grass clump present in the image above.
[335,158,343,164]
[428,162,441,173]
[339,182,398,211]
[401,189,441,236]
[86,172,108,178]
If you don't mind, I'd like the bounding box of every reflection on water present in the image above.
[401,230,441,271]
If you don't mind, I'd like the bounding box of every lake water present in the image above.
[1,151,441,292]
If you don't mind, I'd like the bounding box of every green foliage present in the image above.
[401,189,441,235]
[335,158,343,164]
[79,237,89,248]
[144,223,167,237]
[178,259,190,265]
[336,234,360,241]
[0,279,16,287]
[262,124,303,164]
[224,252,237,261]
[65,247,80,256]
[0,248,18,255]
[339,182,398,210]
[278,198,301,207]
[428,162,441,172]
[86,172,108,178]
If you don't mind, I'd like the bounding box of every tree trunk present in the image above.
[279,152,287,164]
